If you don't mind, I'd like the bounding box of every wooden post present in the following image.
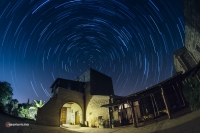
[151,93,159,116]
[108,107,112,128]
[161,87,171,119]
[130,101,137,127]
[122,103,124,125]
[150,94,156,116]
[109,96,113,128]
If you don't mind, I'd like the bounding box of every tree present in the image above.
[6,99,19,115]
[183,77,200,110]
[28,100,45,120]
[18,106,30,118]
[0,82,13,111]
[33,100,45,108]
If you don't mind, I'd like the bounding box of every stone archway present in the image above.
[60,102,83,125]
[36,88,84,127]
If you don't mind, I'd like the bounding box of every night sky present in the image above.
[0,0,184,103]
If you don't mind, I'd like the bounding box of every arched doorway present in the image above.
[60,102,83,125]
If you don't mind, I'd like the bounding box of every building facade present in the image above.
[174,0,200,73]
[36,68,114,127]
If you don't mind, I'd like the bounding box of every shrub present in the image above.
[183,77,200,110]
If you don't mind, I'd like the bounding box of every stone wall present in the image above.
[113,109,119,121]
[36,88,84,127]
[84,84,110,127]
[174,0,200,73]
[182,0,200,62]
[174,47,197,72]
[174,55,185,73]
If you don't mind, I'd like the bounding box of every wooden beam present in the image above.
[151,93,159,116]
[109,96,113,128]
[150,94,156,117]
[108,107,112,128]
[161,87,171,119]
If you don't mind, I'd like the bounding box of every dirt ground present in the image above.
[1,109,200,133]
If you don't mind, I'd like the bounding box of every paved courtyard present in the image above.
[1,109,200,133]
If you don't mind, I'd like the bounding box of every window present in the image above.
[119,103,130,109]
[124,103,130,108]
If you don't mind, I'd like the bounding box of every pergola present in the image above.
[101,62,200,128]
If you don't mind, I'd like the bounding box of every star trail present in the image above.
[0,0,184,103]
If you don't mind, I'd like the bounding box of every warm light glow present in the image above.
[61,102,83,125]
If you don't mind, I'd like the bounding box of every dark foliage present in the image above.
[183,77,200,110]
[0,81,13,111]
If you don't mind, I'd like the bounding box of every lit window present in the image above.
[124,103,130,108]
[119,103,130,109]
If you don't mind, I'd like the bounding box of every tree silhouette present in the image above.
[0,81,13,111]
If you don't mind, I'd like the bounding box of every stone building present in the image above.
[36,68,114,127]
[174,0,200,73]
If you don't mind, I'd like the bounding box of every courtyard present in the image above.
[1,108,200,133]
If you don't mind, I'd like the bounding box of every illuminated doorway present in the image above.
[60,102,83,125]
[75,111,80,124]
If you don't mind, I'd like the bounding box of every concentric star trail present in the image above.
[0,0,184,102]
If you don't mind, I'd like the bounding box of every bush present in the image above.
[0,81,13,111]
[183,77,200,110]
